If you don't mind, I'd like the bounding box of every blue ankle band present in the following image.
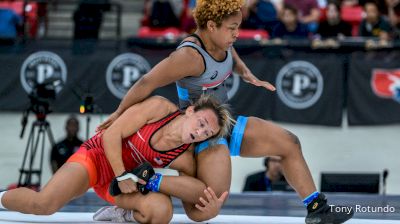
[145,173,163,192]
[303,191,319,206]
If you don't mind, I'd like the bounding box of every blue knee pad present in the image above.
[194,116,248,156]
[195,138,228,154]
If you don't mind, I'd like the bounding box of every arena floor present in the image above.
[0,192,399,223]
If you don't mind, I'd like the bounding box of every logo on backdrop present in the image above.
[226,72,240,100]
[20,51,67,94]
[371,69,400,103]
[276,61,323,109]
[106,53,151,99]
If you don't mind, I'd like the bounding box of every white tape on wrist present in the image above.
[116,173,139,183]
[0,191,7,209]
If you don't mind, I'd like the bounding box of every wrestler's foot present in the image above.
[93,206,134,222]
[305,193,353,224]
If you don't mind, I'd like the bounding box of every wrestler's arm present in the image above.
[115,48,204,115]
[161,147,227,221]
[103,96,177,192]
[160,147,206,204]
[231,47,276,91]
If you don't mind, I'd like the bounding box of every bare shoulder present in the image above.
[145,96,178,113]
[168,40,204,76]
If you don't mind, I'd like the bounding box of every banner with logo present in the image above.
[270,52,345,126]
[347,52,400,125]
[0,41,178,114]
[5,40,400,127]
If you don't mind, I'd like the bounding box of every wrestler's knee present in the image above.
[30,195,60,215]
[186,205,220,222]
[197,144,231,195]
[283,129,302,155]
[141,193,173,224]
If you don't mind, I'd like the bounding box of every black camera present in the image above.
[28,83,56,116]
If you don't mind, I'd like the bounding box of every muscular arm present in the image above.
[103,96,177,177]
[115,48,204,115]
[159,148,205,204]
[231,47,247,76]
[159,148,224,222]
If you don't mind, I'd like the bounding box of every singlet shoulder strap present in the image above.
[189,33,207,50]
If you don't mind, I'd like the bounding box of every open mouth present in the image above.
[190,134,195,140]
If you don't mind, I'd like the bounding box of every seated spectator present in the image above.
[243,156,291,192]
[359,0,392,40]
[73,2,104,39]
[341,0,360,6]
[181,0,196,33]
[50,115,83,173]
[284,0,320,33]
[0,7,22,40]
[241,0,278,33]
[146,0,182,28]
[317,1,352,39]
[384,0,400,38]
[391,2,400,38]
[271,4,309,39]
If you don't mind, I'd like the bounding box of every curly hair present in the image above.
[193,0,245,29]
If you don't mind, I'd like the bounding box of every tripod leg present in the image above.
[18,122,36,187]
[28,122,43,186]
[45,121,55,147]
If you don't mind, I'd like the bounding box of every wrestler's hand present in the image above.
[96,111,121,132]
[195,187,229,217]
[117,178,146,194]
[236,63,276,91]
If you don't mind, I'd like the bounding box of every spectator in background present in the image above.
[359,0,391,40]
[384,0,400,38]
[271,4,309,39]
[342,0,360,6]
[241,0,278,33]
[73,1,108,39]
[317,1,352,39]
[181,0,196,33]
[0,7,22,40]
[50,115,83,173]
[284,0,320,33]
[146,0,182,28]
[243,156,291,192]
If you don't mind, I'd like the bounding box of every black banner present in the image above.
[268,51,345,126]
[0,40,178,114]
[2,39,399,126]
[347,51,400,125]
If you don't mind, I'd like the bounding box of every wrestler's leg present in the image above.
[114,192,173,224]
[181,142,231,221]
[240,117,316,198]
[1,162,89,215]
[195,144,231,196]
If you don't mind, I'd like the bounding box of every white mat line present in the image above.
[0,211,399,224]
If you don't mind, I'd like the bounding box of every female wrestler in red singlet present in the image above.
[0,95,233,224]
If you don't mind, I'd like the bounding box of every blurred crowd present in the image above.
[141,0,400,42]
[1,0,400,42]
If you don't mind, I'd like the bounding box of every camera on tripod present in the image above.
[28,83,56,119]
[18,81,57,189]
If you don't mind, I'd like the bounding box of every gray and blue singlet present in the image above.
[175,35,248,156]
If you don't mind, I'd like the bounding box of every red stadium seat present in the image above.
[341,5,364,36]
[238,29,269,40]
[137,26,183,39]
